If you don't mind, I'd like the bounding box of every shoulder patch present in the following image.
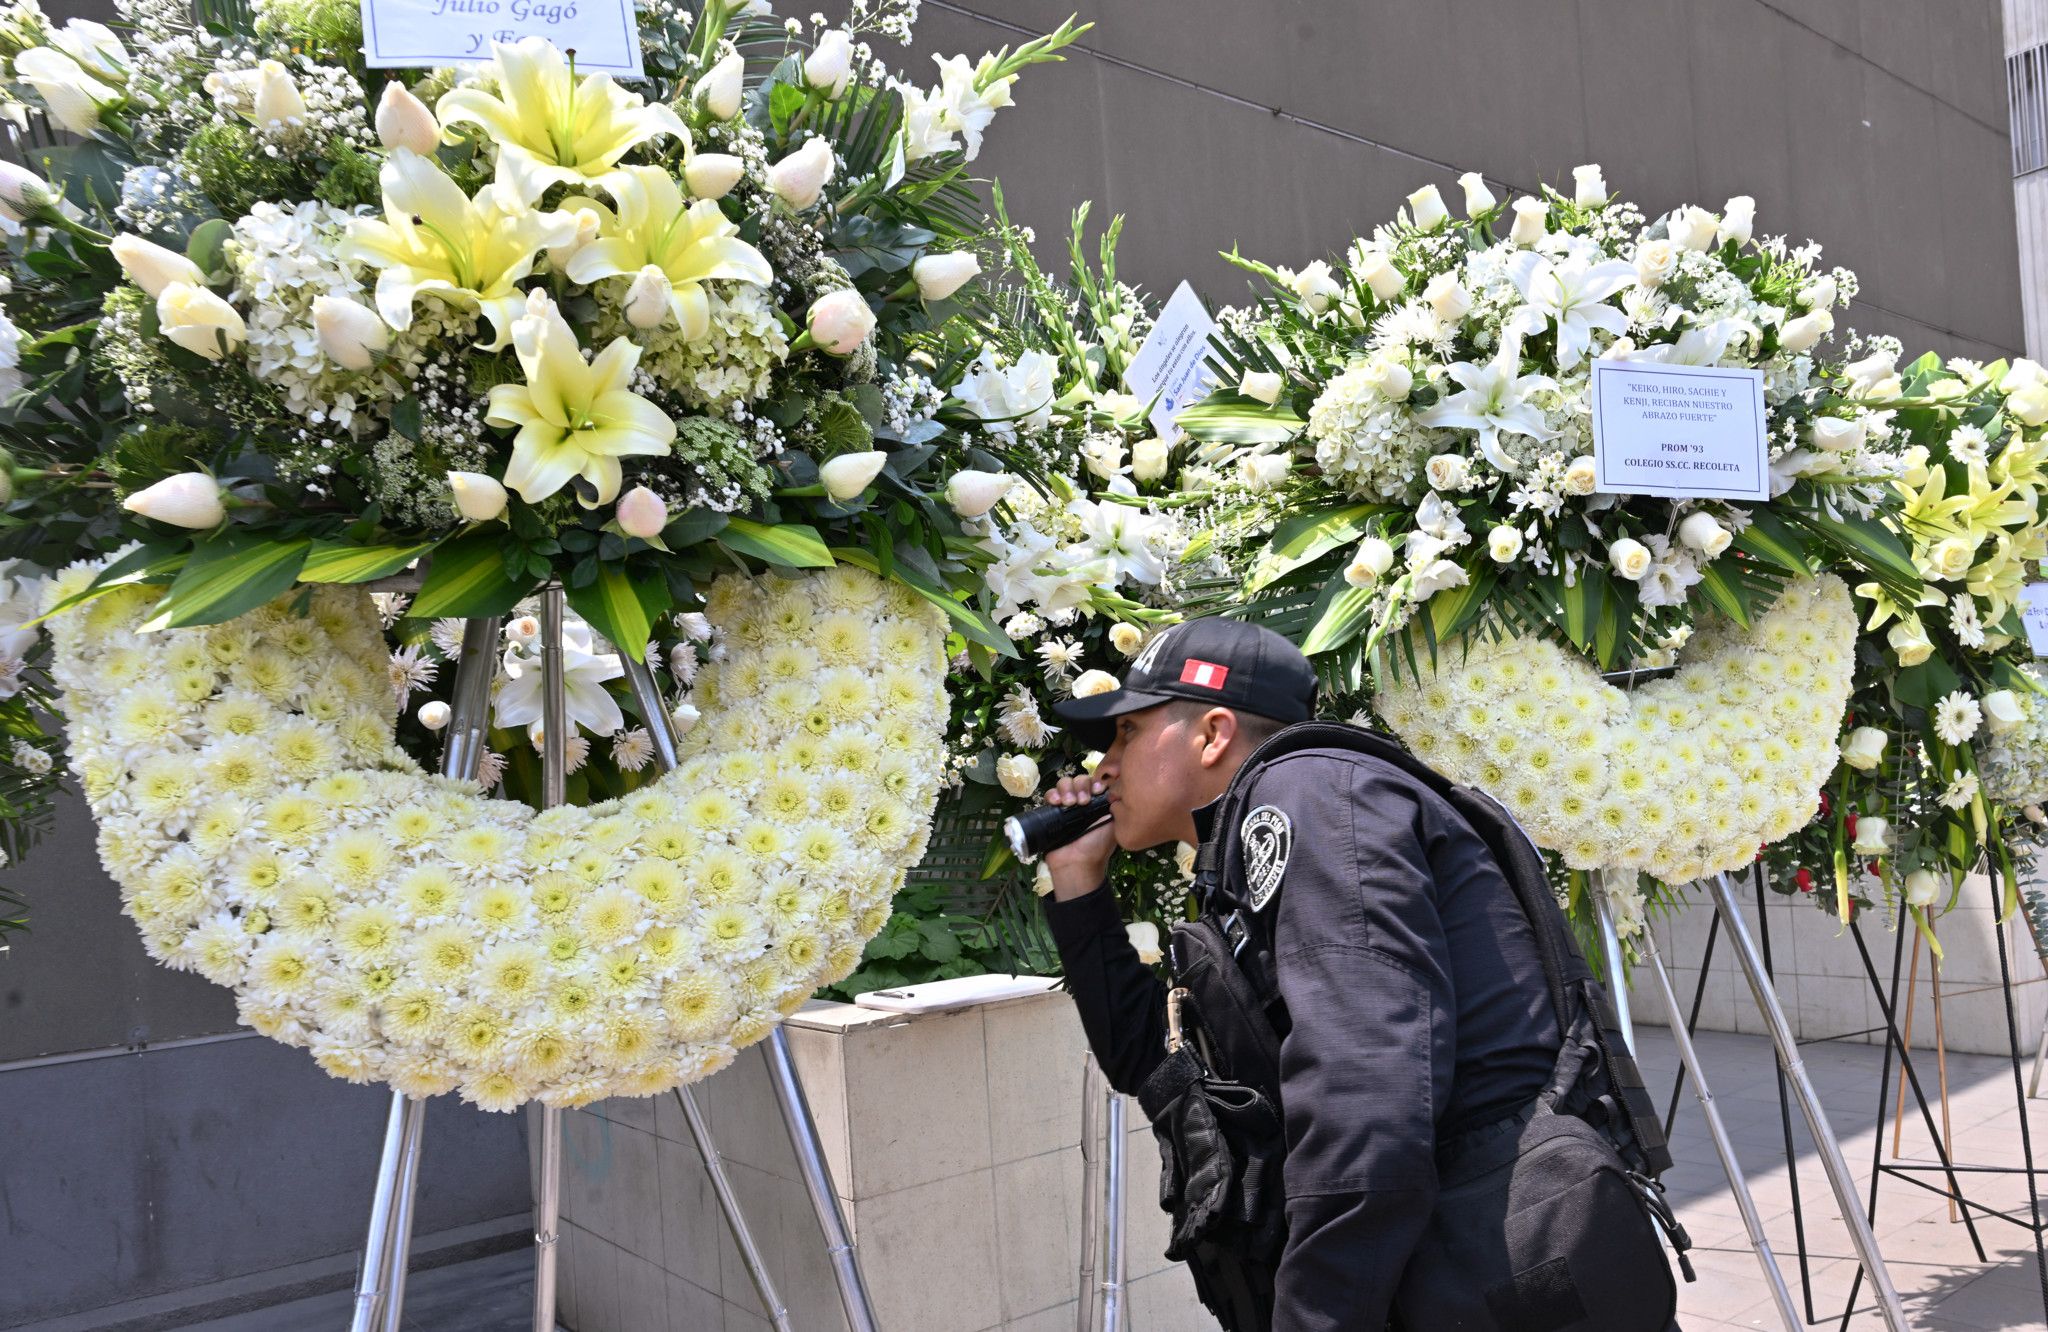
[1240,805,1293,911]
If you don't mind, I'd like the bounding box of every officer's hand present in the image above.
[1043,773,1117,901]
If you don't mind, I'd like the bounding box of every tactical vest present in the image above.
[1136,722,1691,1332]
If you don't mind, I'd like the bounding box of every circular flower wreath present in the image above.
[46,563,948,1110]
[1377,576,1855,884]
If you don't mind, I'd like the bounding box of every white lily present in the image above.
[1417,334,1557,471]
[562,165,772,340]
[341,149,580,351]
[485,291,676,506]
[495,616,626,736]
[1505,251,1637,369]
[436,37,688,200]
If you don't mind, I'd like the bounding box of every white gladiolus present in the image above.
[767,137,835,210]
[1778,310,1832,354]
[1239,370,1284,405]
[803,29,855,98]
[110,234,205,299]
[253,60,306,126]
[1125,921,1163,965]
[0,161,53,222]
[820,450,888,501]
[698,51,745,119]
[615,485,667,539]
[1677,511,1731,557]
[806,289,875,355]
[156,283,246,360]
[1608,537,1652,581]
[943,468,1015,518]
[1718,195,1755,247]
[1840,726,1888,771]
[1509,197,1548,246]
[1131,436,1171,483]
[1810,415,1864,453]
[1669,205,1720,252]
[1423,273,1471,323]
[375,82,440,154]
[311,295,390,370]
[447,471,508,522]
[995,753,1039,798]
[1487,526,1524,563]
[1458,171,1496,214]
[683,153,745,199]
[623,265,673,330]
[1573,163,1608,206]
[912,252,979,302]
[1982,689,2026,735]
[1344,536,1395,587]
[1903,868,1941,908]
[1354,249,1405,301]
[1851,815,1890,856]
[1406,183,1448,230]
[123,472,225,528]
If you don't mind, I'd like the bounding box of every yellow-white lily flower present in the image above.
[340,149,580,351]
[437,37,688,202]
[563,165,773,340]
[486,291,676,506]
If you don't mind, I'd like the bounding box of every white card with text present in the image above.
[2023,582,2048,657]
[1123,281,1219,440]
[360,0,644,77]
[1589,359,1769,502]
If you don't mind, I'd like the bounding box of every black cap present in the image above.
[1051,618,1317,749]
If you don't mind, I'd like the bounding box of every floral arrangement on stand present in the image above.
[1174,165,1932,944]
[0,0,1094,1095]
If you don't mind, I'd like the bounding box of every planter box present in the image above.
[547,988,1205,1331]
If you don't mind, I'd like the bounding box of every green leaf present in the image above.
[1557,569,1606,651]
[1694,562,1751,628]
[1895,657,1963,710]
[141,535,310,631]
[1174,393,1303,446]
[410,534,540,619]
[1732,510,1813,575]
[186,218,233,278]
[718,517,835,569]
[1790,510,1920,589]
[24,542,187,628]
[1245,504,1383,594]
[565,562,672,663]
[1300,582,1376,654]
[1427,564,1494,643]
[299,539,436,585]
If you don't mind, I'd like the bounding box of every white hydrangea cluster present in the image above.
[46,563,949,1111]
[1981,683,2048,806]
[1306,360,1438,500]
[597,280,789,417]
[227,201,387,433]
[1378,576,1856,884]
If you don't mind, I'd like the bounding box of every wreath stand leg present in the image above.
[531,587,571,1332]
[1075,1053,1102,1332]
[350,615,503,1332]
[669,1082,794,1330]
[1072,1052,1130,1332]
[1589,871,1635,1047]
[620,652,882,1332]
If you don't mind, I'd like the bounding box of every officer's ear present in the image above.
[1195,706,1240,769]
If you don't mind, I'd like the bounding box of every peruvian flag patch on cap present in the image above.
[1180,659,1230,689]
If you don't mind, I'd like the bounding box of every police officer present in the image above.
[1038,618,1561,1331]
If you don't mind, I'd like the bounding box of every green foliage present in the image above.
[256,0,364,66]
[104,423,225,495]
[314,141,382,211]
[182,122,304,220]
[818,878,1010,1000]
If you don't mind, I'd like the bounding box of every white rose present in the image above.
[820,450,888,501]
[156,282,246,360]
[995,752,1039,799]
[1110,623,1146,656]
[15,47,115,135]
[1355,248,1405,301]
[623,265,673,330]
[1983,689,2026,735]
[1361,355,1413,400]
[1238,452,1290,491]
[615,485,667,539]
[684,153,745,199]
[1564,455,1598,496]
[1081,437,1126,480]
[1406,183,1448,230]
[767,137,835,210]
[1033,862,1055,896]
[1344,536,1395,587]
[806,288,874,355]
[1175,841,1198,880]
[1284,260,1343,312]
[50,20,129,81]
[253,59,306,126]
[671,703,702,736]
[1851,815,1890,856]
[123,472,224,529]
[1718,195,1756,247]
[1840,726,1888,771]
[1423,273,1471,323]
[1669,205,1720,252]
[311,295,390,370]
[1573,163,1608,206]
[1425,453,1468,492]
[2011,379,2048,427]
[1131,436,1171,483]
[1239,370,1284,405]
[1509,197,1548,247]
[1125,921,1163,966]
[417,700,452,731]
[0,161,53,223]
[1799,275,1838,310]
[1608,537,1652,581]
[912,251,980,301]
[803,29,854,98]
[1487,526,1524,563]
[1845,350,1899,397]
[111,234,205,300]
[1458,171,1496,214]
[375,82,441,154]
[1887,619,1934,666]
[943,468,1015,518]
[1633,239,1676,288]
[698,51,745,119]
[1927,536,1976,580]
[1808,415,1864,455]
[1903,868,1941,908]
[1677,511,1731,557]
[1071,669,1120,698]
[447,471,508,522]
[1778,310,1832,354]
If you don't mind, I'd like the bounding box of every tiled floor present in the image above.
[191,1026,2048,1331]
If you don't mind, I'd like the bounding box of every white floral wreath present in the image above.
[46,563,949,1110]
[1377,576,1856,885]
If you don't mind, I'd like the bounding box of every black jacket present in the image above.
[1043,744,1560,1332]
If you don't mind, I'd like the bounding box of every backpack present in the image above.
[1136,723,1692,1332]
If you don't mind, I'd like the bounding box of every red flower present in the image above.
[1819,790,1832,815]
[1845,812,1858,839]
[1795,867,1815,893]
